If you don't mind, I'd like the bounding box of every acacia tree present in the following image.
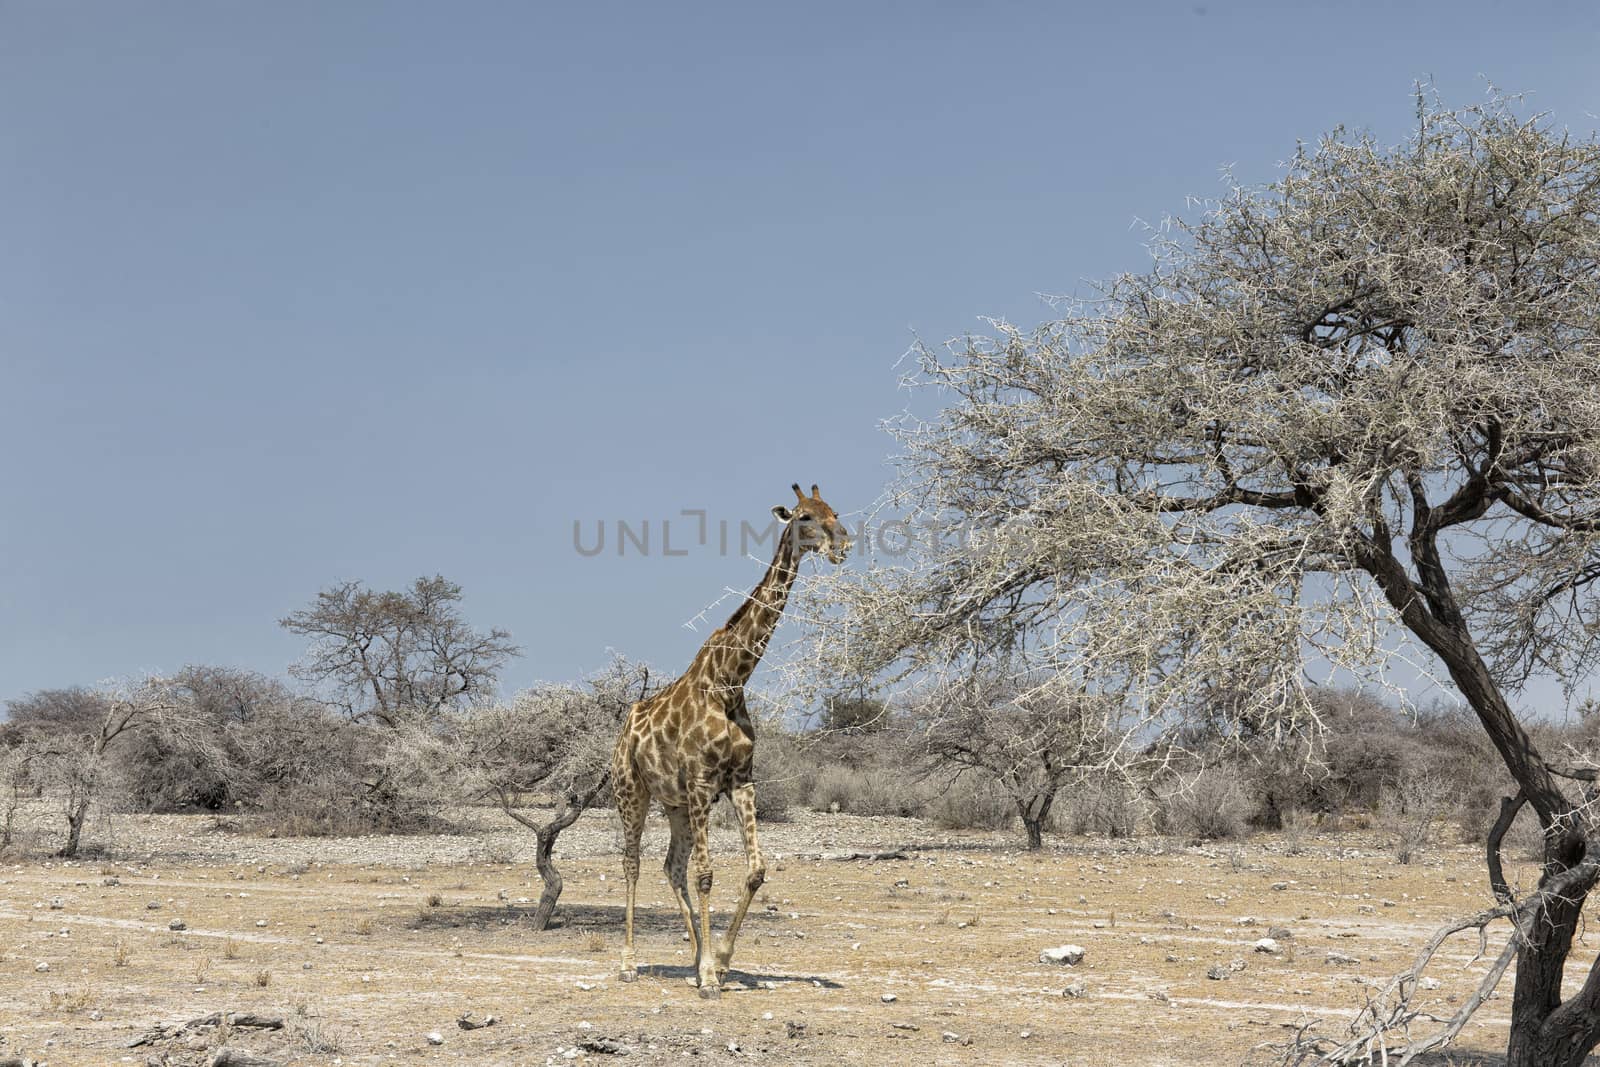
[807,93,1600,1065]
[919,675,1118,849]
[281,576,520,726]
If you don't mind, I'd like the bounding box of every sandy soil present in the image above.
[0,806,1591,1066]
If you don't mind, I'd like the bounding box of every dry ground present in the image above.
[1,806,1595,1066]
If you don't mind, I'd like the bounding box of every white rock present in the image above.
[1040,944,1086,965]
[1253,938,1281,954]
[881,993,897,1003]
[425,1031,444,1046]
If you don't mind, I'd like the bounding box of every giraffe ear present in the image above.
[772,505,793,522]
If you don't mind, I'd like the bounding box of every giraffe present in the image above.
[611,483,851,998]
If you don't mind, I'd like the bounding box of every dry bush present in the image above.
[1053,774,1143,838]
[750,730,802,822]
[927,775,1016,832]
[111,667,295,813]
[1384,772,1455,865]
[807,763,924,817]
[1154,769,1252,840]
[1280,806,1320,855]
[237,705,398,837]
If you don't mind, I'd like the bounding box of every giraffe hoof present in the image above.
[620,969,638,983]
[698,982,721,1001]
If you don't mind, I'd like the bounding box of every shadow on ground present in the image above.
[410,901,782,934]
[635,963,843,990]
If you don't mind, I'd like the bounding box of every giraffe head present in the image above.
[772,483,851,565]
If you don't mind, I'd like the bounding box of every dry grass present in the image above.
[46,987,94,1014]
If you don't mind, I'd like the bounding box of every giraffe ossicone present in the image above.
[611,483,850,998]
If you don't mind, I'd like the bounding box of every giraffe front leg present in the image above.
[621,849,640,982]
[687,790,720,999]
[715,782,766,982]
[616,781,648,983]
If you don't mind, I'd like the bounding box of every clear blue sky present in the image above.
[4,2,1598,710]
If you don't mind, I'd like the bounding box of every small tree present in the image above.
[402,658,651,929]
[15,679,203,856]
[919,675,1117,849]
[281,575,520,726]
[0,737,41,852]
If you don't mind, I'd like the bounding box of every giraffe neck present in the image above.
[701,523,802,689]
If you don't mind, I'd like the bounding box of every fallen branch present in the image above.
[210,1049,281,1067]
[1271,853,1600,1065]
[812,849,911,862]
[127,1011,285,1048]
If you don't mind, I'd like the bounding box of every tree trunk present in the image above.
[531,823,564,931]
[509,791,588,932]
[59,730,113,859]
[1,791,17,851]
[1506,847,1600,1067]
[60,793,89,858]
[1017,791,1054,851]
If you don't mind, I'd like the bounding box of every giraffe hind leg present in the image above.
[687,786,720,998]
[664,806,699,969]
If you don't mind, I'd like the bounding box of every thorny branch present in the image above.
[1272,849,1600,1065]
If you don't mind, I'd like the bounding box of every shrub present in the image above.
[927,776,1016,832]
[1053,775,1143,837]
[806,764,923,817]
[1154,770,1251,840]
